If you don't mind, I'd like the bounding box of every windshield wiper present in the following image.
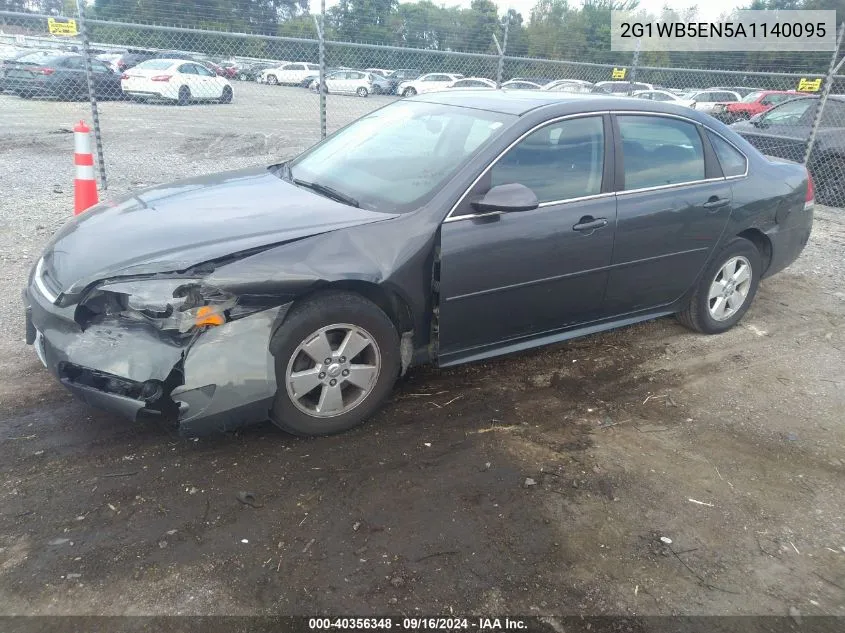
[293,178,359,208]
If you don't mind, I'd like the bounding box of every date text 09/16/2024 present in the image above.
[308,618,528,630]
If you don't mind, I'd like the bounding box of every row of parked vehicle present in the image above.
[0,45,236,104]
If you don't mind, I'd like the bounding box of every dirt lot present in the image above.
[0,84,844,618]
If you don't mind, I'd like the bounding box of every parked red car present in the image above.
[714,90,801,122]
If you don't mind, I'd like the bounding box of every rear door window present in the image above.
[618,115,705,190]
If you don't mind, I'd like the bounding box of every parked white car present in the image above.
[313,70,374,97]
[682,89,742,113]
[121,59,233,104]
[594,80,655,93]
[543,79,597,93]
[501,80,544,90]
[632,89,696,108]
[260,62,320,85]
[447,77,497,89]
[397,73,464,97]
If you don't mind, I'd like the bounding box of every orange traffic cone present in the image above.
[73,120,98,215]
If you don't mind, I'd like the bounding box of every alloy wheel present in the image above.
[708,256,752,321]
[285,324,381,418]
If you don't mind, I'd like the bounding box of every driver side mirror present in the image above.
[471,183,539,214]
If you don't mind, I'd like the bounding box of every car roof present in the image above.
[410,90,746,121]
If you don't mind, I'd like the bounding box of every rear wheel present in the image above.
[677,237,762,334]
[372,85,382,95]
[356,86,369,98]
[270,291,400,436]
[177,85,191,106]
[266,74,278,85]
[219,85,233,104]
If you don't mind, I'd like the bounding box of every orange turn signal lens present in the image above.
[195,305,225,327]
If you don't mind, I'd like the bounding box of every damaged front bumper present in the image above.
[23,283,289,435]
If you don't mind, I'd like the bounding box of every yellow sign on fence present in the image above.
[611,67,627,80]
[47,17,78,36]
[797,78,823,92]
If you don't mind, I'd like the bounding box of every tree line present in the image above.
[5,0,845,74]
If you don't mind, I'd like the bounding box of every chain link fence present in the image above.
[2,8,845,207]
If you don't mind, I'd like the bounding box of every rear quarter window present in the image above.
[707,131,747,177]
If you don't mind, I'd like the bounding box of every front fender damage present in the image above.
[57,304,291,435]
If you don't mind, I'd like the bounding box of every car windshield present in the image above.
[742,91,764,103]
[135,59,175,70]
[286,101,515,213]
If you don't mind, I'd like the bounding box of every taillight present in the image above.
[805,169,815,210]
[151,75,171,82]
[37,67,55,75]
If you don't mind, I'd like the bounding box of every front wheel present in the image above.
[219,85,233,104]
[270,291,400,436]
[176,85,191,106]
[677,237,762,334]
[402,87,417,97]
[266,74,278,85]
[356,86,369,98]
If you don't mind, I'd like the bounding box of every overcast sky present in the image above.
[319,1,746,22]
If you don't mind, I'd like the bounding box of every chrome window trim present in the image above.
[444,109,751,224]
[615,177,726,197]
[34,258,58,304]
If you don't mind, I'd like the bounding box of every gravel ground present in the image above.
[1,85,844,618]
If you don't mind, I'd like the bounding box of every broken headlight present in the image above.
[78,279,236,334]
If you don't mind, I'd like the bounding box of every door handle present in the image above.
[573,217,608,232]
[703,197,730,209]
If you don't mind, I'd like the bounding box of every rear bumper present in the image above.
[24,282,290,435]
[4,76,56,94]
[762,208,814,278]
[121,85,175,100]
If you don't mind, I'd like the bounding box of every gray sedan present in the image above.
[24,92,814,436]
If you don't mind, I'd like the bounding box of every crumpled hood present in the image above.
[40,166,396,294]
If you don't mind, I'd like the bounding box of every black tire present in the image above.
[677,237,762,334]
[177,85,191,106]
[270,290,400,437]
[219,85,233,104]
[402,87,416,97]
[372,85,382,95]
[356,86,369,98]
[266,74,278,85]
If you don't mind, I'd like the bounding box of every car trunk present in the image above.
[3,60,52,80]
